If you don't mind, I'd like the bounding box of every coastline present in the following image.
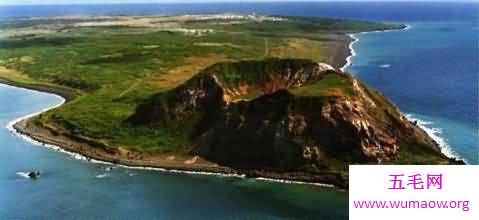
[339,33,359,72]
[3,83,338,188]
[340,24,411,72]
[339,24,466,164]
[0,78,77,102]
[3,24,447,189]
[405,114,467,164]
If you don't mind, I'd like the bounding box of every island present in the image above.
[0,14,462,188]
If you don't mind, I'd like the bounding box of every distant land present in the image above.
[0,14,463,188]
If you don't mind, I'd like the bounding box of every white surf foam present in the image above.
[5,85,65,132]
[340,33,359,72]
[405,114,466,163]
[340,24,411,73]
[16,172,31,179]
[254,177,335,188]
[95,173,110,179]
[337,25,465,163]
[104,166,116,171]
[3,82,332,188]
[379,64,392,68]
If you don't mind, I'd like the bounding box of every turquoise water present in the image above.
[0,2,478,219]
[346,21,478,164]
[0,85,347,219]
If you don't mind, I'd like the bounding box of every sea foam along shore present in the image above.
[339,25,466,164]
[405,114,467,164]
[340,24,411,72]
[2,83,335,188]
[339,33,359,72]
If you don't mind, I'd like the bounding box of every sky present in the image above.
[0,0,476,6]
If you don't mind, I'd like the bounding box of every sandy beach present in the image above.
[337,23,467,164]
[2,27,402,189]
[10,113,341,187]
[340,24,410,72]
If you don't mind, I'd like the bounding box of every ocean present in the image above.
[346,20,478,164]
[0,84,347,219]
[0,2,477,219]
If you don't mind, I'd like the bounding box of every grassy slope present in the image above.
[0,15,401,153]
[291,71,355,97]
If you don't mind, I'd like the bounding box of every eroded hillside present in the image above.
[126,59,461,186]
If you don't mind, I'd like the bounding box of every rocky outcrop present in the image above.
[126,58,459,186]
[128,73,225,126]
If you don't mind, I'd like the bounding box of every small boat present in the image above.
[27,170,41,179]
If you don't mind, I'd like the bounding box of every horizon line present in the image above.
[1,0,477,7]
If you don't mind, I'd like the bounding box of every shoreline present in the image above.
[3,24,448,189]
[3,83,337,188]
[0,78,77,102]
[339,24,467,164]
[340,24,412,72]
[405,114,467,164]
[339,33,359,72]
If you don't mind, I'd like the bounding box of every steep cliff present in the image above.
[127,59,461,187]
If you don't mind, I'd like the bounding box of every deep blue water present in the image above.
[0,2,476,22]
[0,85,347,219]
[0,2,478,219]
[347,20,478,164]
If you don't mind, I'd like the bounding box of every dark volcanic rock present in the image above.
[128,74,225,126]
[126,58,459,185]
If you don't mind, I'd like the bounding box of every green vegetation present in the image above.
[392,142,451,165]
[204,58,313,86]
[0,14,402,153]
[291,71,355,97]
